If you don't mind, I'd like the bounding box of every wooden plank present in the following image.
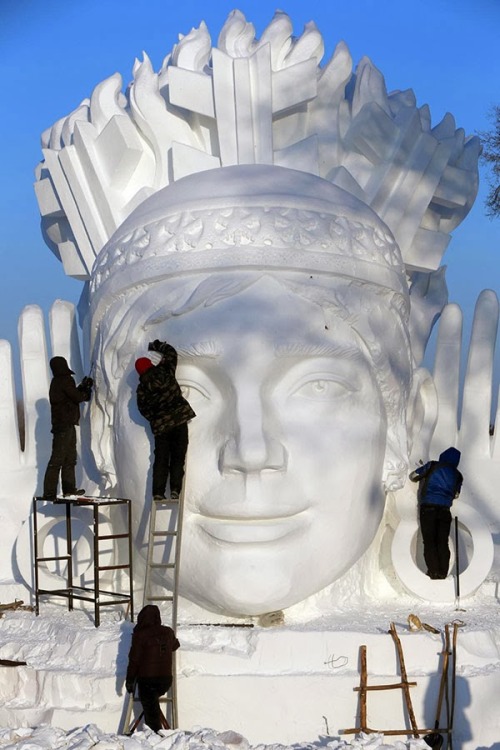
[354,681,417,691]
[343,728,452,737]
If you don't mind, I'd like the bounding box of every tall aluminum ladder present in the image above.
[123,488,184,734]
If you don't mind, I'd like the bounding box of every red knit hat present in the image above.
[135,357,154,375]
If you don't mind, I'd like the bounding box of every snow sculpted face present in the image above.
[89,166,412,616]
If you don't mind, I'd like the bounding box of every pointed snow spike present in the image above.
[89,73,124,134]
[285,20,324,67]
[41,126,52,149]
[218,9,256,57]
[129,52,176,191]
[260,12,293,38]
[457,135,482,170]
[61,102,91,148]
[159,52,171,76]
[313,42,352,136]
[418,103,432,132]
[48,114,67,151]
[269,8,290,22]
[450,128,465,162]
[131,51,151,78]
[134,51,153,76]
[394,88,417,109]
[260,12,292,70]
[431,112,456,140]
[158,54,171,92]
[318,39,352,88]
[173,21,212,72]
[352,56,390,119]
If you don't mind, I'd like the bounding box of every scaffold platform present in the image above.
[32,495,134,626]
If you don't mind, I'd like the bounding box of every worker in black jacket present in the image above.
[42,356,93,499]
[126,604,180,732]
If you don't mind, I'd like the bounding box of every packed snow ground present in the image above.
[1,593,500,750]
[0,724,432,750]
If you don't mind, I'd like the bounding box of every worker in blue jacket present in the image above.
[409,447,463,579]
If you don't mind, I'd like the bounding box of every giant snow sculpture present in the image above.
[1,10,497,616]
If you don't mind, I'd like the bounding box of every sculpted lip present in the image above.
[196,513,308,544]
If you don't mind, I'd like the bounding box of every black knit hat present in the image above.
[49,356,75,376]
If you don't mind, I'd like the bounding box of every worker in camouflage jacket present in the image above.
[135,340,195,501]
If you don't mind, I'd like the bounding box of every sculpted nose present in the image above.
[220,436,288,474]
[219,396,287,474]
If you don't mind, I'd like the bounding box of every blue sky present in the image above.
[1,0,499,376]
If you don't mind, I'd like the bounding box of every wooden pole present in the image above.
[360,645,367,732]
[389,623,419,737]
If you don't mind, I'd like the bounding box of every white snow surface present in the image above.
[1,596,500,749]
[0,724,431,750]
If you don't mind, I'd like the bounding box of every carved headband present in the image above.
[89,165,408,327]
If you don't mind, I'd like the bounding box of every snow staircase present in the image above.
[123,488,185,734]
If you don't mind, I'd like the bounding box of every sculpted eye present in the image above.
[179,381,210,403]
[291,377,354,401]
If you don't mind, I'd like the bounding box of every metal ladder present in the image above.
[123,489,184,734]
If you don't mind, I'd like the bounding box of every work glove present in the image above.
[148,340,163,352]
[148,339,172,354]
[78,376,94,401]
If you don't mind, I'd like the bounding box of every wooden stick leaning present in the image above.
[389,622,420,738]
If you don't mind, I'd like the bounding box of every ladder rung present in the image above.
[136,492,183,732]
[97,533,130,541]
[36,555,71,562]
[97,564,132,571]
[354,682,417,691]
[129,694,172,704]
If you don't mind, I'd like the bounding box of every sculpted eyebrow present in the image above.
[177,341,221,358]
[177,341,364,359]
[274,342,364,359]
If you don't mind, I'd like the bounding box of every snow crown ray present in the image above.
[35,9,480,284]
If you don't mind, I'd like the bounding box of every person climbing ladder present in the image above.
[135,340,195,501]
[126,605,180,733]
